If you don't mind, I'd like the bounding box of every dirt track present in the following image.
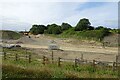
[1,35,119,62]
[18,35,118,54]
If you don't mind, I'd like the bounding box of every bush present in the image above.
[47,24,62,34]
[76,29,110,41]
[61,23,72,31]
[30,25,46,35]
[61,28,110,41]
[62,28,76,35]
[75,18,91,31]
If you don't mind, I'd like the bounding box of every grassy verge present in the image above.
[0,30,22,40]
[2,59,118,78]
[2,48,118,78]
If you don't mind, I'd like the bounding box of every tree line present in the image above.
[29,18,120,40]
[30,22,72,35]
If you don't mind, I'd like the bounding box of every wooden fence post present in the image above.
[43,56,45,65]
[15,53,18,61]
[25,54,28,61]
[51,51,54,63]
[28,54,31,63]
[113,62,116,71]
[116,55,118,67]
[25,48,28,61]
[4,52,6,60]
[116,62,118,71]
[93,60,96,72]
[45,57,49,64]
[58,57,61,67]
[75,59,78,67]
[102,42,105,48]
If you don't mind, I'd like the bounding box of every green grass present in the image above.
[2,48,119,78]
[45,29,111,43]
[0,30,22,40]
[2,64,52,78]
[2,58,118,78]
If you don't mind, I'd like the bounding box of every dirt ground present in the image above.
[1,35,119,62]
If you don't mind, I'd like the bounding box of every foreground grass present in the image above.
[2,58,118,78]
[2,48,119,78]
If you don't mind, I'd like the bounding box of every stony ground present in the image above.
[1,34,119,62]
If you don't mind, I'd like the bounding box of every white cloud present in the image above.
[64,2,118,28]
[0,1,118,30]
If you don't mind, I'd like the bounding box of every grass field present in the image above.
[1,48,119,78]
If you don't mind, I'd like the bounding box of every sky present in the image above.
[0,0,119,31]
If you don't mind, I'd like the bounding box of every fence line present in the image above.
[2,52,120,72]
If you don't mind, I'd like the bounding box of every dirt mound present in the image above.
[17,36,36,44]
[103,34,119,47]
[0,30,22,40]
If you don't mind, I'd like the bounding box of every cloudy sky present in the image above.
[0,0,119,31]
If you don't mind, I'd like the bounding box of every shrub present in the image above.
[62,28,76,36]
[75,18,91,31]
[30,24,46,35]
[47,24,62,34]
[61,23,72,31]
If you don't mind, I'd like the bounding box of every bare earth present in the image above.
[2,35,118,62]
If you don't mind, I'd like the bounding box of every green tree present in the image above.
[61,23,72,31]
[47,24,62,34]
[88,26,94,30]
[118,29,120,34]
[95,26,104,30]
[30,24,46,35]
[75,18,91,31]
[99,28,110,41]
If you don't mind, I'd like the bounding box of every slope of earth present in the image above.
[103,34,119,47]
[0,30,22,40]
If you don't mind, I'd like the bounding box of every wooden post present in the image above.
[45,57,49,64]
[75,59,78,67]
[25,48,27,60]
[93,60,96,72]
[43,56,45,65]
[51,51,54,63]
[116,55,118,67]
[58,57,61,67]
[116,62,118,71]
[25,54,27,61]
[113,62,116,71]
[28,54,31,63]
[15,53,18,61]
[115,56,118,71]
[3,47,4,53]
[4,52,6,60]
